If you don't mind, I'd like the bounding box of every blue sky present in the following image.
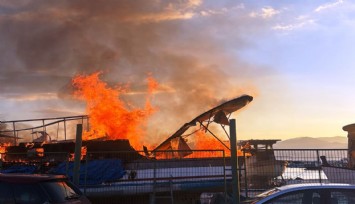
[236,1,355,138]
[239,0,355,139]
[0,0,354,144]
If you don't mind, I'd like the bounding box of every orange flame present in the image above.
[0,146,6,154]
[72,72,157,150]
[193,129,247,157]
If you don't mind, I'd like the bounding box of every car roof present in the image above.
[276,183,355,191]
[0,173,67,184]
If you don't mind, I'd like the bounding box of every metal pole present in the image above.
[230,119,240,204]
[73,124,83,185]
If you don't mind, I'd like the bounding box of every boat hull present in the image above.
[83,165,228,196]
[245,159,287,178]
[83,157,287,196]
[322,166,355,184]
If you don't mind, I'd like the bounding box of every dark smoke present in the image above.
[0,1,270,144]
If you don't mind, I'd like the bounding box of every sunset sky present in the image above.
[0,0,354,144]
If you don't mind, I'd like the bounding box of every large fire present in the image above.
[72,72,157,150]
[72,72,247,158]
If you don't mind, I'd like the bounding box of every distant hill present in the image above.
[273,136,347,149]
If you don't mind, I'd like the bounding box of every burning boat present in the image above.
[0,94,286,197]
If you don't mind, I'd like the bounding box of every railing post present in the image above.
[65,153,69,178]
[84,152,89,195]
[316,149,322,183]
[150,155,157,204]
[42,119,45,134]
[12,122,16,145]
[64,118,67,141]
[223,150,227,204]
[0,153,2,170]
[244,150,248,198]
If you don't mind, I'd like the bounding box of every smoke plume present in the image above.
[0,1,267,146]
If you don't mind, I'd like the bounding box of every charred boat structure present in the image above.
[0,95,287,199]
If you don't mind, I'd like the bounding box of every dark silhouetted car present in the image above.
[0,173,91,204]
[244,183,355,204]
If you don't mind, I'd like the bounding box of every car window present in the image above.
[330,189,355,204]
[0,182,15,204]
[264,190,321,204]
[41,180,82,202]
[12,183,47,204]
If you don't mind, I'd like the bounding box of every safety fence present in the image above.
[83,150,228,204]
[0,149,350,204]
[0,150,228,204]
[273,149,348,186]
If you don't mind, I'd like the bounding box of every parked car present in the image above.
[244,183,355,204]
[0,173,91,204]
[200,192,247,204]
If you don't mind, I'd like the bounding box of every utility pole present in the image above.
[230,119,240,204]
[73,124,83,185]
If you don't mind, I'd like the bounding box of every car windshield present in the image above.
[41,180,82,202]
[243,187,281,203]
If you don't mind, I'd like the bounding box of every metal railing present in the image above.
[0,115,89,144]
[0,148,351,204]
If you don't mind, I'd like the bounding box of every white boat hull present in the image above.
[83,160,287,196]
[245,159,287,178]
[322,166,355,184]
[83,166,227,196]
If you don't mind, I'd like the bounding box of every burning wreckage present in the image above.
[0,95,286,196]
